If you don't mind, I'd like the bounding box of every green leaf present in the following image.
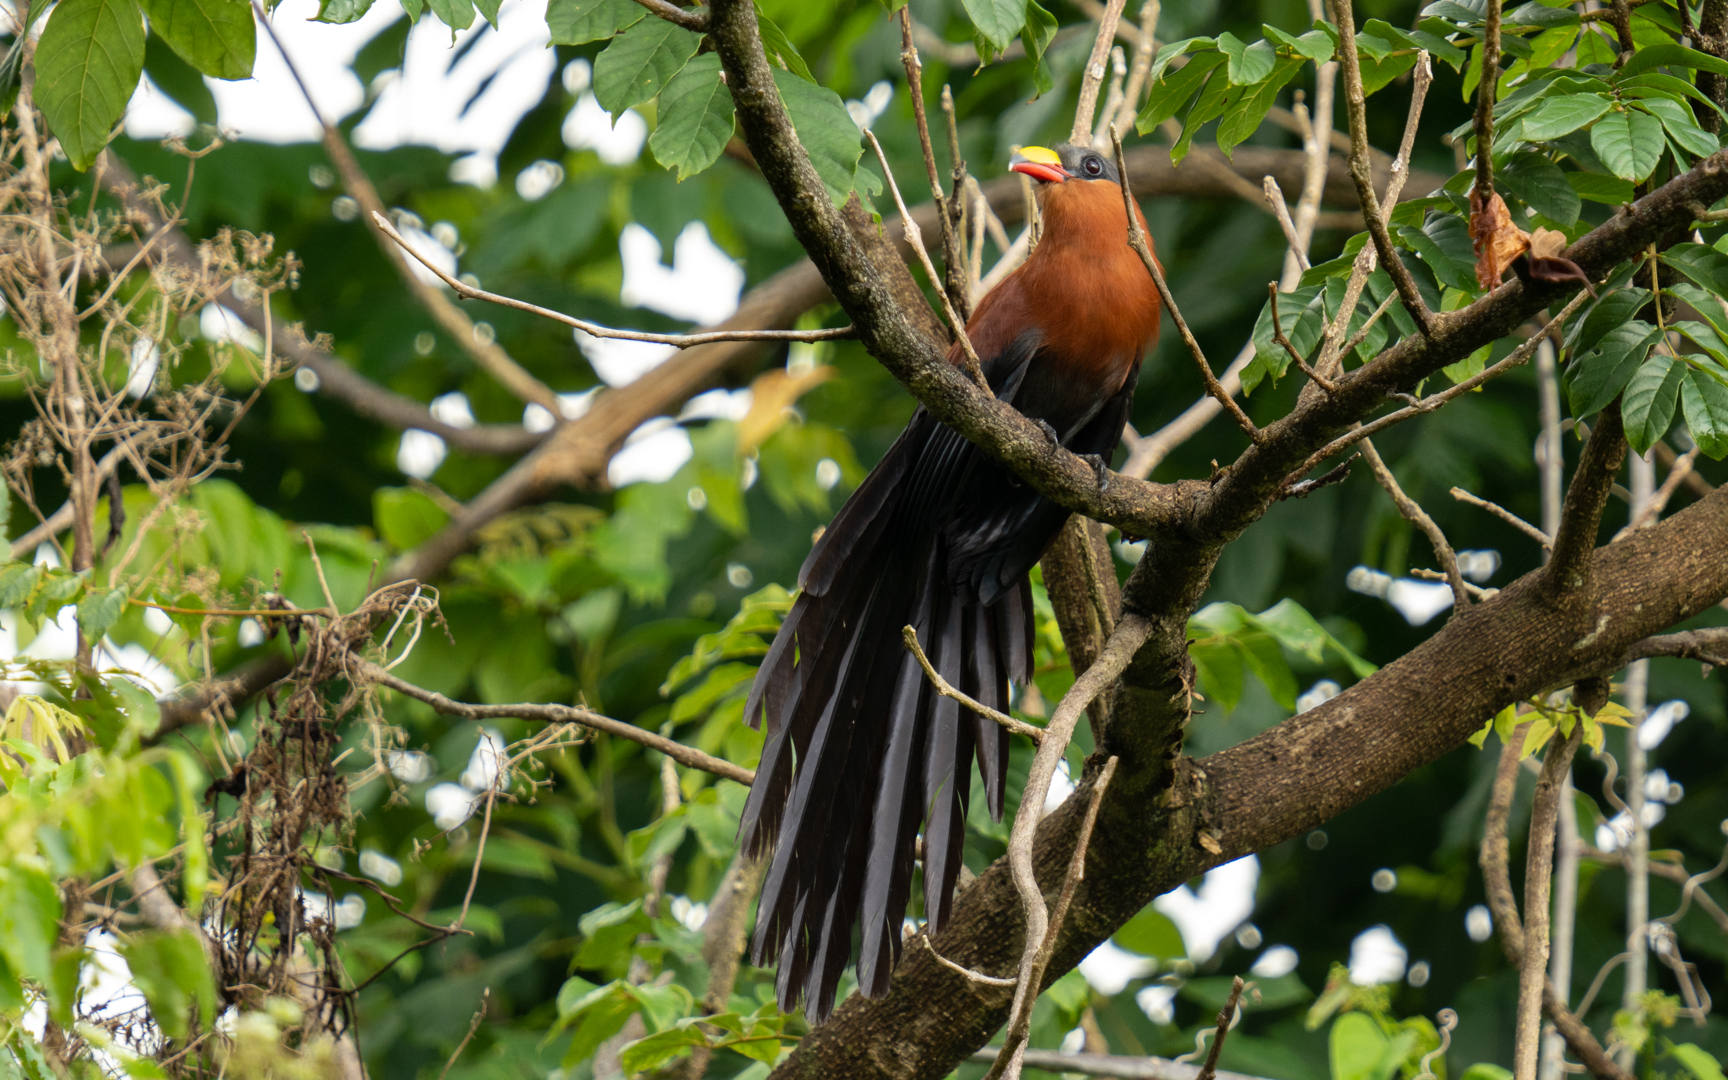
[592,17,700,117]
[1635,95,1720,158]
[648,54,733,181]
[755,10,812,82]
[118,930,215,1041]
[76,587,127,641]
[1619,72,1728,120]
[1570,286,1650,354]
[1022,0,1058,97]
[1615,41,1728,81]
[0,562,45,608]
[1136,49,1226,133]
[373,487,450,550]
[1518,93,1611,142]
[1459,1067,1515,1080]
[1682,367,1728,458]
[1498,152,1580,226]
[34,0,147,170]
[619,1028,706,1073]
[472,0,499,27]
[1216,56,1302,158]
[426,0,472,32]
[1247,283,1324,393]
[575,901,651,969]
[1262,24,1334,63]
[143,0,252,78]
[1113,904,1185,958]
[1567,320,1662,419]
[0,867,61,986]
[1590,107,1667,181]
[1568,170,1635,205]
[960,0,1025,54]
[774,68,863,206]
[1170,61,1242,165]
[545,0,643,46]
[630,981,693,1031]
[1358,51,1417,96]
[1216,32,1275,85]
[144,32,217,122]
[1622,352,1684,453]
[1145,36,1215,84]
[553,980,639,1067]
[1664,242,1728,297]
[1400,213,1476,293]
[1670,1043,1728,1080]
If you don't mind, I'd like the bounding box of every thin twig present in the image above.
[1110,1,1161,136]
[919,934,1018,987]
[436,990,489,1080]
[1070,0,1129,145]
[1628,445,1702,531]
[1269,283,1334,391]
[1196,976,1246,1080]
[1288,292,1591,483]
[633,0,707,31]
[1360,437,1469,610]
[358,659,755,785]
[863,132,990,390]
[899,9,969,320]
[368,212,851,350]
[1109,127,1262,444]
[902,626,1045,742]
[1263,177,1309,272]
[1515,722,1582,1080]
[1451,487,1552,548]
[1327,0,1436,336]
[986,755,1121,1080]
[988,615,1149,1080]
[1473,0,1503,211]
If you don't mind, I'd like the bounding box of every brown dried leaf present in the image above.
[1469,190,1530,290]
[1523,227,1597,296]
[738,364,835,453]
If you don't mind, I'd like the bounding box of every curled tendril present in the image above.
[1415,1008,1458,1080]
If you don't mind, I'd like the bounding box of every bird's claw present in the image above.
[1034,419,1060,446]
[1079,454,1111,493]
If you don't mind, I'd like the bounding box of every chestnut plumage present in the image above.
[737,141,1163,1022]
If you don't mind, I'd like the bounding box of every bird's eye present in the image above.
[1082,156,1104,176]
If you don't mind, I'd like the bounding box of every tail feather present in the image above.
[970,602,1010,822]
[919,589,975,935]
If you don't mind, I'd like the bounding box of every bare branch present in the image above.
[899,10,971,320]
[1070,0,1129,145]
[1196,977,1246,1080]
[967,1049,1276,1080]
[902,625,1047,742]
[357,659,754,785]
[1625,627,1728,666]
[1109,127,1263,445]
[1546,403,1629,600]
[1515,722,1582,1080]
[1473,0,1504,212]
[368,212,852,350]
[1451,486,1552,549]
[1360,437,1469,609]
[634,0,708,31]
[920,934,1019,987]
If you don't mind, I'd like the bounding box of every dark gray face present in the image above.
[1052,142,1120,184]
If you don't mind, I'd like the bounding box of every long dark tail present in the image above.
[737,488,1032,1023]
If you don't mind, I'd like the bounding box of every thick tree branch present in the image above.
[1545,405,1628,601]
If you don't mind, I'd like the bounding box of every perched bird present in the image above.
[738,142,1163,1022]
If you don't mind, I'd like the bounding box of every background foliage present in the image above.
[5,0,1728,1076]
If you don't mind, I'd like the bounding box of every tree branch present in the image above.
[1545,404,1628,601]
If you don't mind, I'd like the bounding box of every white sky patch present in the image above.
[386,749,433,783]
[460,727,506,792]
[356,0,556,184]
[1135,984,1177,1025]
[81,930,148,1021]
[397,429,446,478]
[1250,944,1299,978]
[1639,699,1690,750]
[126,339,159,399]
[678,388,754,423]
[619,223,745,325]
[201,304,265,352]
[576,331,676,387]
[516,159,565,201]
[523,389,599,431]
[1077,939,1157,996]
[426,782,477,830]
[1346,566,1455,626]
[844,80,893,130]
[125,74,196,140]
[608,418,693,487]
[1465,903,1493,942]
[1295,679,1340,714]
[359,849,403,886]
[429,391,476,428]
[214,0,402,142]
[669,896,708,933]
[1042,757,1075,815]
[1348,925,1407,985]
[562,91,648,165]
[395,224,458,286]
[1152,855,1259,963]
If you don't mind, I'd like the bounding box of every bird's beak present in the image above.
[1009,145,1066,184]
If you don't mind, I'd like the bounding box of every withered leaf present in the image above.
[1470,189,1530,290]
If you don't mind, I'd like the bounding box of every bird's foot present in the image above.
[1079,454,1111,492]
[1033,418,1060,446]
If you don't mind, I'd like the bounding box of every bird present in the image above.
[736,141,1163,1023]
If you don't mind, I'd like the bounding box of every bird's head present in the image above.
[1007,142,1119,186]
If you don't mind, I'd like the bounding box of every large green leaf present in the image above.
[1615,41,1728,81]
[1664,242,1728,297]
[1498,152,1580,226]
[648,54,734,181]
[118,931,215,1042]
[143,0,251,77]
[592,17,700,118]
[1216,56,1302,158]
[1113,904,1185,958]
[1622,352,1684,453]
[1517,93,1610,142]
[1136,49,1226,132]
[774,67,862,206]
[545,0,643,45]
[960,0,1026,55]
[34,0,147,171]
[1216,31,1275,85]
[426,0,472,32]
[1635,95,1720,158]
[1682,366,1728,458]
[1590,107,1665,181]
[1567,320,1662,418]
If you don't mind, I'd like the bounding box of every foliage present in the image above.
[1,0,1728,1077]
